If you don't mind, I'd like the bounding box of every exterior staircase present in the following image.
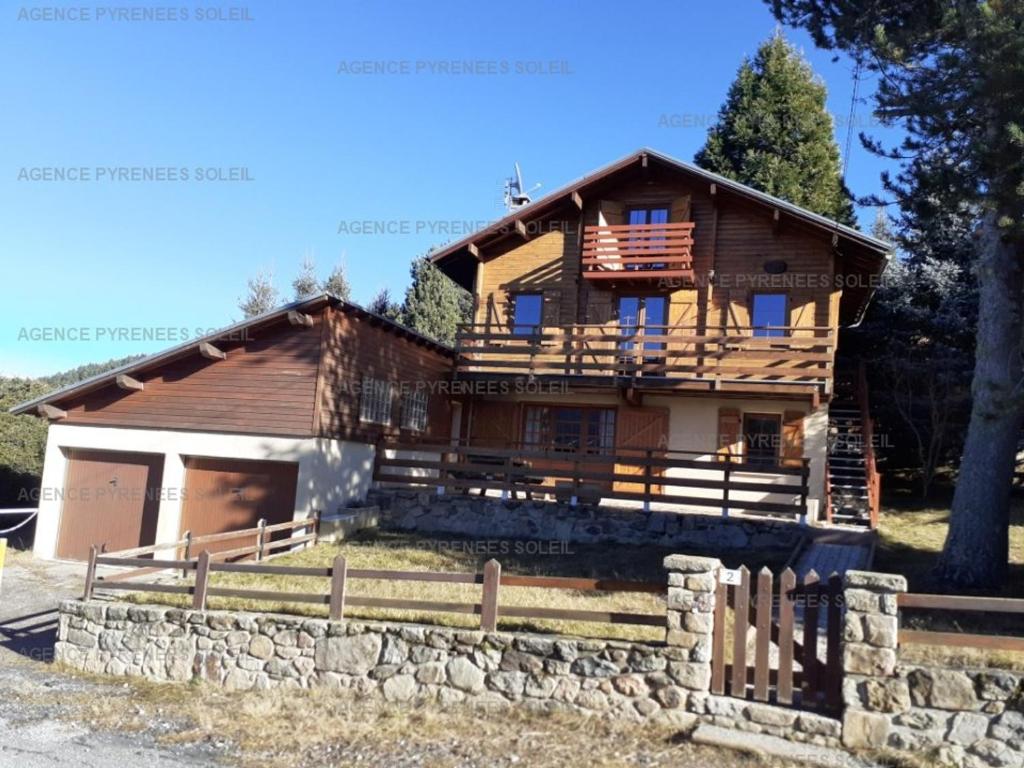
[827,363,880,528]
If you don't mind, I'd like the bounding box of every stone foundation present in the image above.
[369,489,802,551]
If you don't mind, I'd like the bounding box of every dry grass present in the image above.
[34,666,785,768]
[874,496,1024,671]
[126,530,792,643]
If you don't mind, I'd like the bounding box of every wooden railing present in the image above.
[582,221,695,281]
[374,440,811,520]
[898,593,1024,652]
[85,515,320,589]
[711,566,843,713]
[83,550,666,634]
[455,324,834,388]
[857,360,881,527]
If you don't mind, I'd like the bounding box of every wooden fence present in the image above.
[711,566,843,713]
[374,440,811,520]
[898,593,1024,652]
[83,550,666,633]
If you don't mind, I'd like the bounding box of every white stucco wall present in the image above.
[33,423,375,561]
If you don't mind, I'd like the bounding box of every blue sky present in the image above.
[0,0,902,377]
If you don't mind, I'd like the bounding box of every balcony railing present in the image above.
[582,221,695,283]
[454,324,835,389]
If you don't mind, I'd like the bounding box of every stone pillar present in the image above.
[663,555,720,662]
[841,570,908,750]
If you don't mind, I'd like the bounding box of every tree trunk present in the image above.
[938,211,1024,588]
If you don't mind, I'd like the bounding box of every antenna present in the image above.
[503,162,541,212]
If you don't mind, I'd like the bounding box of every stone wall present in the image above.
[369,489,803,552]
[841,570,1024,767]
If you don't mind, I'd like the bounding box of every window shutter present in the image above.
[782,410,805,468]
[598,200,625,226]
[669,195,692,223]
[717,407,742,460]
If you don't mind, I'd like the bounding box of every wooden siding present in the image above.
[316,306,453,442]
[59,317,324,437]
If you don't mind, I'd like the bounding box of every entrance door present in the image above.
[56,449,164,560]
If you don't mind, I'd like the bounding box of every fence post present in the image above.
[501,456,512,501]
[721,455,731,518]
[181,530,192,578]
[255,519,266,561]
[799,461,810,526]
[663,555,720,701]
[840,570,906,750]
[643,448,653,513]
[570,455,580,507]
[481,559,501,632]
[83,545,98,600]
[192,550,211,610]
[311,509,321,546]
[329,555,347,621]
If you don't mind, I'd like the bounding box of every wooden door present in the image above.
[180,457,299,556]
[56,449,163,560]
[614,407,669,495]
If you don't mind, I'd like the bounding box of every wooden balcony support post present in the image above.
[721,456,731,518]
[643,449,653,513]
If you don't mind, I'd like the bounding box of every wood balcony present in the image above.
[454,324,835,395]
[581,221,695,285]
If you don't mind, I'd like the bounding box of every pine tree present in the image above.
[400,255,472,345]
[367,288,402,321]
[322,261,352,301]
[292,255,319,300]
[695,32,855,224]
[769,0,1024,588]
[239,269,279,318]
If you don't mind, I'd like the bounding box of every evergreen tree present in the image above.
[367,288,402,321]
[695,32,855,224]
[322,261,352,301]
[239,269,279,318]
[292,255,320,300]
[769,0,1024,588]
[400,255,472,345]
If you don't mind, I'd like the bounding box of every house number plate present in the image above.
[719,569,742,585]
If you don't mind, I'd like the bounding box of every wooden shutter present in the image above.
[717,407,742,460]
[615,407,670,493]
[782,410,805,468]
[468,401,520,448]
[670,195,692,223]
[598,200,625,226]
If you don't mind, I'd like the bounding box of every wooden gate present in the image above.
[711,567,843,713]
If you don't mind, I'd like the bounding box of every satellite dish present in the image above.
[504,162,541,212]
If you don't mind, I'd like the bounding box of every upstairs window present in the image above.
[511,293,543,336]
[400,389,429,432]
[751,293,787,337]
[359,377,393,425]
[743,413,781,467]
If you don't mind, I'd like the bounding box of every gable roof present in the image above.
[10,294,453,416]
[430,149,892,324]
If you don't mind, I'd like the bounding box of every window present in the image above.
[619,296,668,366]
[626,207,669,270]
[401,389,429,432]
[511,293,543,336]
[751,293,787,337]
[359,377,393,425]
[523,406,615,452]
[743,413,781,467]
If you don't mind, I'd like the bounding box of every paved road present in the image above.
[0,551,227,767]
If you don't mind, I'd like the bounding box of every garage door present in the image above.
[180,457,299,556]
[56,449,164,560]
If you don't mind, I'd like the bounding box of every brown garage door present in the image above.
[56,449,164,560]
[180,457,299,556]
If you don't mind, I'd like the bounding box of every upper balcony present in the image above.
[581,221,695,286]
[454,323,835,397]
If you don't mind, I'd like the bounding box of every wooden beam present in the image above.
[571,191,583,210]
[37,404,67,420]
[641,153,648,168]
[467,242,480,259]
[287,310,313,328]
[773,208,781,233]
[709,183,718,208]
[198,342,226,361]
[514,220,528,239]
[115,374,144,392]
